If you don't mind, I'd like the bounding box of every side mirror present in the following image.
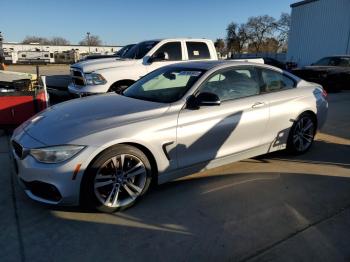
[187,92,221,109]
[149,52,168,63]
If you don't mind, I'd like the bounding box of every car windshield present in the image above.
[314,57,350,67]
[115,44,135,58]
[123,67,205,103]
[123,41,159,59]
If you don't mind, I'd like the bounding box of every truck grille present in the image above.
[70,68,85,86]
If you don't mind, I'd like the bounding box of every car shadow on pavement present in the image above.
[253,138,350,170]
[6,120,350,261]
[11,169,350,261]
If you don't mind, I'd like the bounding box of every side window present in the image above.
[200,67,260,101]
[153,42,182,61]
[261,69,295,92]
[338,58,350,67]
[315,57,331,66]
[186,42,210,60]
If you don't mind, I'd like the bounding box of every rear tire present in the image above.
[287,113,316,155]
[81,145,153,213]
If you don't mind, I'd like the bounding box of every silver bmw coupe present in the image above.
[11,61,328,212]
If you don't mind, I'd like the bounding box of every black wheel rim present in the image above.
[292,116,315,152]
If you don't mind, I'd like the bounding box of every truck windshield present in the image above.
[123,67,205,103]
[314,57,350,67]
[114,44,135,58]
[123,41,159,59]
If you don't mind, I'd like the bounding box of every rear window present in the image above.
[186,42,210,60]
[261,69,295,92]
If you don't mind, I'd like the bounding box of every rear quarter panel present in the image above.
[262,84,327,153]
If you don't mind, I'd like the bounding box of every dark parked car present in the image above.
[262,57,286,70]
[83,44,135,61]
[292,56,350,92]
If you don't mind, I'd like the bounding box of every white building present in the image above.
[3,42,121,54]
[287,0,350,66]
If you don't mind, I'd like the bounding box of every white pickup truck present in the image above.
[68,38,218,95]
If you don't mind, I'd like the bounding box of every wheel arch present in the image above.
[298,110,318,130]
[110,79,136,89]
[80,142,159,199]
[120,142,159,181]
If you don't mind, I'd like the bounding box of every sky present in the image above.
[1,0,296,46]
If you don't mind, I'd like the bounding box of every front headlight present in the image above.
[30,145,85,164]
[85,73,107,85]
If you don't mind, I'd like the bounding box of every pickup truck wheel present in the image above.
[81,145,153,213]
[108,82,133,94]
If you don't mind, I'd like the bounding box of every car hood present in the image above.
[23,94,169,145]
[72,58,138,73]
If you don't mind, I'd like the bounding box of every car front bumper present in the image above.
[11,133,97,206]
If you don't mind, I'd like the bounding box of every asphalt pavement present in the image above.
[1,92,349,262]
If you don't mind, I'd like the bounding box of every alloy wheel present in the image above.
[94,154,147,208]
[292,116,315,152]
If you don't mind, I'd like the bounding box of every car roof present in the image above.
[169,60,273,71]
[321,55,350,59]
[139,38,213,43]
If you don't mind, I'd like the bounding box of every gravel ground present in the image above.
[6,64,70,76]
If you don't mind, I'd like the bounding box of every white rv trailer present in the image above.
[16,51,54,64]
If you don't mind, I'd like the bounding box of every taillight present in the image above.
[322,88,327,98]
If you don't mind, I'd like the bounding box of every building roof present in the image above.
[3,42,121,48]
[291,0,319,8]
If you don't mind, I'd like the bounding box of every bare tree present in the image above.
[226,22,239,55]
[226,23,249,55]
[275,13,291,52]
[22,36,51,45]
[245,15,277,53]
[50,37,70,45]
[262,37,280,52]
[79,34,102,46]
[214,38,226,57]
[237,24,250,53]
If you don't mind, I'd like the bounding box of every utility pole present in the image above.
[0,31,5,69]
[0,31,4,58]
[87,32,91,54]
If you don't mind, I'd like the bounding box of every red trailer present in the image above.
[0,73,48,128]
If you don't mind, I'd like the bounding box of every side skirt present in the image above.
[157,143,271,184]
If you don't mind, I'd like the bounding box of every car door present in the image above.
[257,67,300,151]
[146,41,183,73]
[176,66,269,168]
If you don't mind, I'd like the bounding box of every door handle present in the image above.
[252,102,265,108]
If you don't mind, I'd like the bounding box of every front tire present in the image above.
[81,145,153,213]
[287,113,316,154]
